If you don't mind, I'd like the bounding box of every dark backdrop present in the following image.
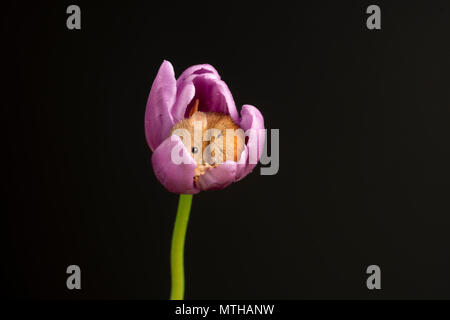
[2,0,450,299]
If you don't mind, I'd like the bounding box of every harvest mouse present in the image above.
[170,99,245,182]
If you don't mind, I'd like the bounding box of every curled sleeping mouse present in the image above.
[170,99,245,183]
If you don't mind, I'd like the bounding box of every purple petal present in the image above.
[172,64,221,121]
[151,135,200,194]
[172,74,240,123]
[176,64,220,86]
[236,105,265,180]
[196,161,237,191]
[145,60,176,151]
[235,146,249,181]
[209,78,239,123]
[171,82,195,123]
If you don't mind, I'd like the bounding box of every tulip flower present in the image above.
[144,61,265,299]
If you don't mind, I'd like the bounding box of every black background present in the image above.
[2,0,450,299]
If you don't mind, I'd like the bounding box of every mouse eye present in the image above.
[191,146,199,154]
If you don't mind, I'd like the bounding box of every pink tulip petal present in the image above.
[172,74,239,124]
[145,61,177,151]
[235,145,249,181]
[196,161,237,191]
[171,82,195,123]
[210,78,239,123]
[171,64,220,122]
[237,105,265,179]
[176,64,220,86]
[151,135,200,194]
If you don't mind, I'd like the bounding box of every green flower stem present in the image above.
[170,194,193,300]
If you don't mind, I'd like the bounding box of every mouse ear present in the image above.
[188,99,199,117]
